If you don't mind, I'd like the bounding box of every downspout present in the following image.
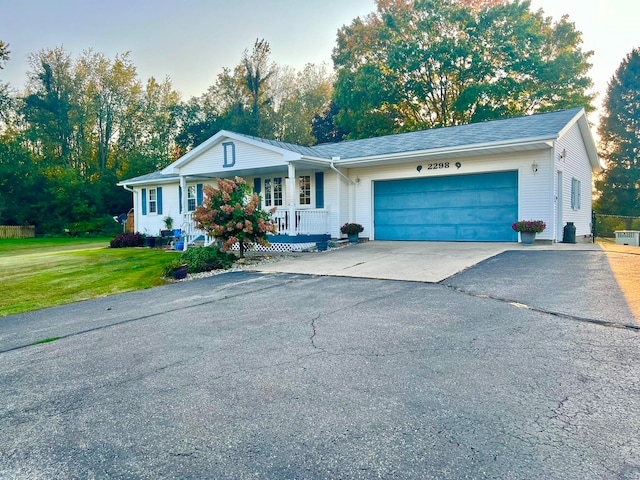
[330,160,356,230]
[330,162,356,186]
[122,184,137,233]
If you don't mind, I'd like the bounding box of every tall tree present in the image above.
[242,39,275,136]
[271,63,334,145]
[0,40,12,121]
[594,48,640,220]
[332,0,594,138]
[177,42,331,150]
[76,50,141,173]
[23,47,79,168]
[311,100,347,144]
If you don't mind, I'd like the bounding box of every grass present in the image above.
[0,238,179,317]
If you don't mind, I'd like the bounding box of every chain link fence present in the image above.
[592,213,640,239]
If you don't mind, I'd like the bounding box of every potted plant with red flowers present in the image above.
[340,222,364,243]
[512,220,546,245]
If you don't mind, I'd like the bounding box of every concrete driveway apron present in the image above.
[251,240,602,282]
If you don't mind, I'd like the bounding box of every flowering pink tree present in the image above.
[193,177,277,258]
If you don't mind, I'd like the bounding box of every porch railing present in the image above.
[181,209,329,247]
[272,209,329,235]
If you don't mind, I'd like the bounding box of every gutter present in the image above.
[121,184,138,231]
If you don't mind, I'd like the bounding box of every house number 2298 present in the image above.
[427,162,450,170]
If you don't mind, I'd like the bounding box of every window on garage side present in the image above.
[299,175,311,205]
[571,178,581,210]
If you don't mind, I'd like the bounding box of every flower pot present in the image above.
[520,231,536,245]
[175,241,184,251]
[144,236,156,248]
[316,241,328,251]
[172,264,188,280]
[348,234,359,244]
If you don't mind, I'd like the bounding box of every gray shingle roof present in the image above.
[117,171,178,184]
[120,108,585,185]
[244,107,583,160]
[232,133,319,157]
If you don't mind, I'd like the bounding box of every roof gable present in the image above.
[162,130,304,175]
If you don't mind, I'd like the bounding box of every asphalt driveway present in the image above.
[1,245,639,479]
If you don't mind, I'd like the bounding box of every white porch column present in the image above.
[180,175,188,251]
[288,162,296,236]
[180,175,188,226]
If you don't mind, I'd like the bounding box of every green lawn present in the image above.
[0,238,179,317]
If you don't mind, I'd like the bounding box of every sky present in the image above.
[1,0,639,120]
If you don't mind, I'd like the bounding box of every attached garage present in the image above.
[122,108,600,246]
[373,171,519,242]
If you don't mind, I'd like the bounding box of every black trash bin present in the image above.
[563,222,576,243]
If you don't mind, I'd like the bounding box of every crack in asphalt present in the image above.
[442,284,640,332]
[309,313,322,350]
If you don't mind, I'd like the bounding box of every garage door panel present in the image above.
[374,171,518,242]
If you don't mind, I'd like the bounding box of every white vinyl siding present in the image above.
[554,121,593,239]
[179,140,285,176]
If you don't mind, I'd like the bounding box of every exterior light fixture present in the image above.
[559,148,567,160]
[531,162,538,174]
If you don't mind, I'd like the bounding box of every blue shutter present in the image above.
[179,186,182,213]
[254,178,261,195]
[141,188,147,215]
[315,172,324,209]
[197,184,203,206]
[157,187,163,215]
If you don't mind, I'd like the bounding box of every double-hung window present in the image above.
[299,175,311,205]
[149,188,157,214]
[571,178,581,210]
[187,185,197,211]
[264,178,283,207]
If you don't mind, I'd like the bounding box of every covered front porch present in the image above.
[180,208,331,252]
[173,153,346,251]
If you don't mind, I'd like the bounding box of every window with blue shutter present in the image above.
[142,188,147,215]
[197,184,203,206]
[157,187,163,215]
[254,178,261,195]
[315,172,324,209]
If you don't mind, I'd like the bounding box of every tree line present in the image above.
[0,0,636,234]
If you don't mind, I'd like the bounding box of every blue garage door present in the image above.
[374,171,518,241]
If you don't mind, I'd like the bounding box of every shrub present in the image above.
[162,260,188,277]
[110,232,145,248]
[192,177,277,258]
[164,246,236,276]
